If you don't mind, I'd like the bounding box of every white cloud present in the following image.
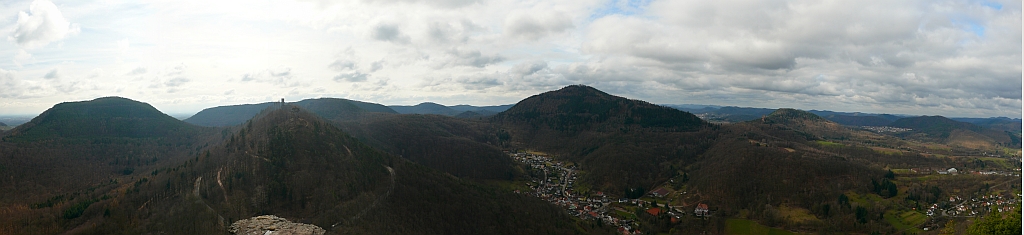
[0,0,1016,118]
[8,0,80,49]
[0,69,22,98]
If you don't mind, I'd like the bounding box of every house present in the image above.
[647,207,663,216]
[694,203,710,217]
[650,188,671,197]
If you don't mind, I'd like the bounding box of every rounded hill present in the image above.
[495,85,707,132]
[4,97,194,141]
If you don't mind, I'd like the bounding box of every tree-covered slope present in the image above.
[493,85,716,194]
[41,106,601,235]
[334,114,516,180]
[5,97,198,141]
[185,98,397,127]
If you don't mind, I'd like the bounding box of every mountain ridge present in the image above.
[184,98,398,127]
[4,97,198,142]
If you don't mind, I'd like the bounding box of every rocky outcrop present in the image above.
[229,215,326,235]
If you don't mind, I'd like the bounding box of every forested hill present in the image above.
[494,84,707,132]
[891,115,986,135]
[184,102,277,127]
[184,98,398,127]
[70,105,601,234]
[3,97,197,141]
[492,85,717,195]
[890,115,1015,147]
[334,114,517,180]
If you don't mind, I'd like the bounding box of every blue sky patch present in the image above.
[980,1,1002,10]
[589,0,652,20]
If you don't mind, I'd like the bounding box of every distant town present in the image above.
[510,152,711,234]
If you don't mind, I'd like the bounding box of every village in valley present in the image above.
[508,151,711,234]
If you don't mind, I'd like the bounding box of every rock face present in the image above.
[229,215,326,235]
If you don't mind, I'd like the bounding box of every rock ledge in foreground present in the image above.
[229,215,326,235]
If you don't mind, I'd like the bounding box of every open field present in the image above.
[725,219,797,235]
[883,210,925,234]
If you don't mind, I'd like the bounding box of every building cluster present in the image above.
[926,194,1018,217]
[860,126,912,133]
[907,167,1020,177]
[509,152,714,235]
[509,152,635,233]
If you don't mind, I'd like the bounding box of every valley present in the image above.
[0,85,1018,235]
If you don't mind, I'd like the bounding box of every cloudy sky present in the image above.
[0,0,1020,118]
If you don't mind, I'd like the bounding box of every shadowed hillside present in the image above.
[184,102,278,127]
[890,116,1016,148]
[390,103,513,117]
[334,114,517,180]
[5,97,199,141]
[757,108,850,140]
[6,105,605,235]
[0,97,221,234]
[185,98,397,127]
[493,85,717,194]
[824,115,893,126]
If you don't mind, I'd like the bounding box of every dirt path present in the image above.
[331,165,395,228]
[217,169,229,202]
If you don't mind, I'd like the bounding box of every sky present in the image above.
[0,0,1020,118]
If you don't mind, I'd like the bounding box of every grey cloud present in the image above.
[167,65,185,76]
[43,68,59,79]
[361,0,479,8]
[453,73,503,90]
[127,67,147,75]
[571,1,1020,118]
[426,20,481,44]
[164,77,190,87]
[0,69,23,98]
[510,60,547,76]
[438,48,504,68]
[427,22,456,43]
[334,72,369,82]
[329,60,357,71]
[504,11,573,40]
[371,24,411,44]
[369,60,384,72]
[55,80,80,93]
[239,68,296,86]
[240,73,257,82]
[9,0,80,49]
[270,68,291,77]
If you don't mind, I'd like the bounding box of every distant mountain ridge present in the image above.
[389,103,512,117]
[890,115,1016,148]
[184,98,398,127]
[389,102,459,116]
[668,104,1021,131]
